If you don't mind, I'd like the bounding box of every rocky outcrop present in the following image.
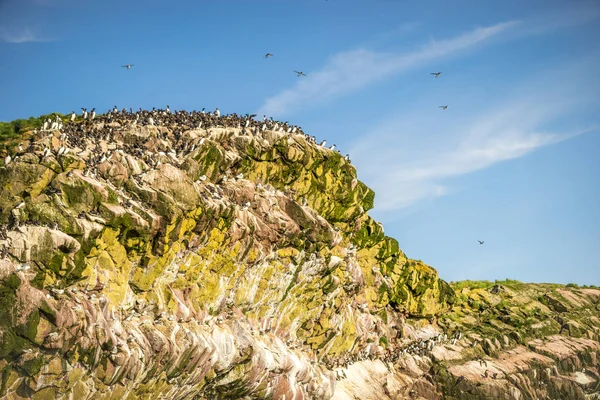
[0,112,597,399]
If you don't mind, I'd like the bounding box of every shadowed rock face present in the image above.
[0,112,597,400]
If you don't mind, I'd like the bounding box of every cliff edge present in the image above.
[0,110,598,400]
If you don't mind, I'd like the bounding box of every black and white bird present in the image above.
[265,53,274,58]
[122,64,134,70]
[70,111,76,122]
[214,108,220,117]
[294,70,307,77]
[431,72,442,78]
[478,240,484,245]
[439,105,448,110]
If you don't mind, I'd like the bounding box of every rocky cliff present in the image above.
[0,110,598,400]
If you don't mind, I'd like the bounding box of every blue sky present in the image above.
[1,0,599,285]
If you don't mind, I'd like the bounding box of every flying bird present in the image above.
[478,240,484,245]
[294,70,307,77]
[122,64,134,70]
[431,72,442,78]
[439,105,448,110]
[265,53,273,58]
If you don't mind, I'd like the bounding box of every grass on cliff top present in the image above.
[0,113,63,152]
[450,279,596,291]
[450,279,525,291]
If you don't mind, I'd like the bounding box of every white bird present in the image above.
[214,108,220,117]
[199,175,207,181]
[15,201,25,209]
[91,108,96,119]
[319,140,326,147]
[122,64,134,70]
[148,117,155,126]
[57,147,65,156]
[81,108,88,119]
[15,264,30,272]
[245,119,250,128]
[70,111,76,122]
[4,155,11,166]
[236,173,243,179]
[166,105,171,114]
[329,144,336,150]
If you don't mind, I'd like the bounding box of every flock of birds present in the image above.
[326,330,464,377]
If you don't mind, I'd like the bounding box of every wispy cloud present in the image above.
[349,57,600,213]
[0,27,47,43]
[257,21,519,117]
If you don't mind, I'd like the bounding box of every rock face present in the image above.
[0,112,598,400]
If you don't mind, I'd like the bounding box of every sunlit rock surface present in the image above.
[0,113,597,399]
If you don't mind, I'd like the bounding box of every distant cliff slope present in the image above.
[0,110,597,400]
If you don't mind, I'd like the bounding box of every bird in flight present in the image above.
[122,64,134,70]
[439,105,448,110]
[265,53,274,58]
[294,70,307,77]
[478,240,484,245]
[431,72,442,78]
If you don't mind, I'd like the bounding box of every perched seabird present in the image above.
[431,72,442,78]
[214,108,220,117]
[294,70,307,77]
[70,111,76,122]
[319,140,326,147]
[439,105,448,110]
[265,53,274,58]
[236,173,243,180]
[478,240,484,245]
[329,144,336,150]
[4,155,11,166]
[15,201,25,210]
[91,108,96,119]
[198,175,207,181]
[148,117,155,126]
[122,64,134,70]
[81,108,88,119]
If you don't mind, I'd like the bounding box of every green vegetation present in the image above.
[450,278,524,291]
[0,113,63,151]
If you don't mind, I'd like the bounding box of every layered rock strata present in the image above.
[0,113,597,399]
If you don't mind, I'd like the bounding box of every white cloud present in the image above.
[257,21,520,117]
[0,28,46,43]
[349,58,600,213]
